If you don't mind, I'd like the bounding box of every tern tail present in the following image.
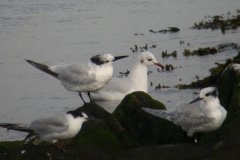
[25,59,58,78]
[0,123,34,133]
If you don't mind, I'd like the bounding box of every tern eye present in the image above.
[148,58,152,61]
[205,93,211,97]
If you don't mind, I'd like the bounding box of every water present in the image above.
[0,0,240,141]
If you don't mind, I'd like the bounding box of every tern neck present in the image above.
[127,61,148,92]
[205,98,220,107]
[201,98,221,114]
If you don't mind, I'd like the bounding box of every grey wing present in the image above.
[167,102,213,130]
[30,115,69,135]
[51,63,96,85]
[142,108,168,119]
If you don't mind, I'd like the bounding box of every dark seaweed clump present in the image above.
[149,27,180,34]
[130,44,157,53]
[165,64,175,71]
[192,10,240,33]
[183,47,217,56]
[183,43,238,56]
[118,70,130,77]
[155,84,170,90]
[162,50,177,58]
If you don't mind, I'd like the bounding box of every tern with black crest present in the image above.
[0,111,90,150]
[142,87,227,142]
[91,51,165,101]
[25,54,129,103]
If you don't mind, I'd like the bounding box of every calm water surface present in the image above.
[0,0,240,141]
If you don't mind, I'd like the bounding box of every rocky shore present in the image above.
[1,59,240,159]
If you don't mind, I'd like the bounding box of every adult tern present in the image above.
[0,111,90,150]
[25,54,129,103]
[142,87,227,142]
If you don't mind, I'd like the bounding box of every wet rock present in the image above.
[74,102,137,151]
[112,91,184,146]
[2,92,240,159]
[0,141,22,154]
[215,63,240,124]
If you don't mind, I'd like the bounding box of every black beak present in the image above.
[189,97,203,104]
[114,55,130,61]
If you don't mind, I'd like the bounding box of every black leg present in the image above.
[79,92,86,104]
[88,92,92,102]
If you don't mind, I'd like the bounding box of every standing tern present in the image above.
[25,54,129,103]
[90,52,164,101]
[0,111,89,150]
[142,87,227,142]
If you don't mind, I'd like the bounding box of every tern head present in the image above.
[91,54,129,66]
[67,111,89,121]
[139,52,164,69]
[189,87,218,104]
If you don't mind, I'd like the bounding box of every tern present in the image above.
[0,111,89,150]
[90,51,164,101]
[25,54,129,103]
[142,87,227,142]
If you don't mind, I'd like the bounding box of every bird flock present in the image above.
[0,51,227,150]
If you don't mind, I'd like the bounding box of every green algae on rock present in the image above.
[113,91,184,146]
[75,102,137,151]
[0,141,23,153]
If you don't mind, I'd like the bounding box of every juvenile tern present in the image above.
[0,111,89,150]
[25,54,129,103]
[142,87,227,142]
[91,52,164,101]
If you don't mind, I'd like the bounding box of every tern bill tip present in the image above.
[154,62,165,69]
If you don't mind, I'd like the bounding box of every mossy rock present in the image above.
[0,141,23,153]
[74,102,137,151]
[75,122,124,152]
[216,63,240,124]
[113,91,184,146]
